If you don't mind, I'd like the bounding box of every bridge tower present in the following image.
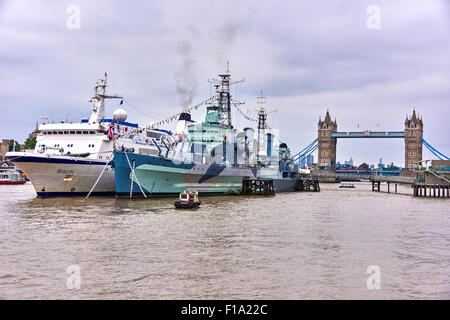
[318,110,337,171]
[404,108,423,170]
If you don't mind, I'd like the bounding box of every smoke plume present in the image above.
[174,40,198,108]
[174,13,252,107]
[209,22,242,67]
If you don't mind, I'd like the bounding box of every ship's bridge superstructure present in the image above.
[187,73,241,155]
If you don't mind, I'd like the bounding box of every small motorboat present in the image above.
[174,190,201,209]
[0,166,27,185]
[339,183,355,188]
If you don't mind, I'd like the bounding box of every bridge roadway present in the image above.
[331,131,405,138]
[310,172,416,184]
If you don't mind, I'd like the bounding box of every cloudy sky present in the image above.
[1,0,449,166]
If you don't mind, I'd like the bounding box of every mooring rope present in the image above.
[85,154,114,200]
[129,159,134,198]
[124,151,147,199]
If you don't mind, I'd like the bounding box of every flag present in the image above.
[107,120,115,139]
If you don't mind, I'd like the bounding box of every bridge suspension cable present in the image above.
[292,138,318,159]
[293,140,318,161]
[292,139,319,165]
[297,144,318,164]
[421,138,449,160]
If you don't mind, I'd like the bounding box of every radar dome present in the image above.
[113,108,127,122]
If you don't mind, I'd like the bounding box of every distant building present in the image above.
[318,110,337,170]
[300,158,306,167]
[308,163,318,170]
[0,139,9,157]
[358,162,370,170]
[300,154,315,168]
[430,160,450,171]
[29,121,39,139]
[404,109,423,170]
[385,162,400,171]
[345,157,353,167]
[378,158,385,169]
[336,157,355,169]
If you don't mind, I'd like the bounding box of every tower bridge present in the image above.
[317,109,423,171]
[331,131,405,138]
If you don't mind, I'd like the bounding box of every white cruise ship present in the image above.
[6,74,171,197]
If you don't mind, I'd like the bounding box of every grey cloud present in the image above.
[0,0,449,166]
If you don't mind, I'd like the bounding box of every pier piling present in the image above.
[242,178,275,196]
[412,184,450,198]
[295,178,320,192]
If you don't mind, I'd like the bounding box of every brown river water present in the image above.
[0,182,449,299]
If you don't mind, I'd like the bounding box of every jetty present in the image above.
[311,160,450,198]
[242,178,275,196]
[295,177,320,192]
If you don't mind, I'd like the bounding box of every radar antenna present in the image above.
[88,72,123,124]
[207,62,244,129]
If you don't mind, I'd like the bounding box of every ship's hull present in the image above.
[0,180,27,185]
[113,151,297,197]
[273,178,297,192]
[6,153,115,197]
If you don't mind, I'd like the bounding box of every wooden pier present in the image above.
[371,180,400,194]
[295,177,320,192]
[413,184,450,198]
[242,178,275,196]
[241,177,320,195]
[370,174,450,198]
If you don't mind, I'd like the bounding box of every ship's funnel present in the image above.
[175,112,194,136]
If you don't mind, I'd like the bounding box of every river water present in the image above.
[0,182,449,299]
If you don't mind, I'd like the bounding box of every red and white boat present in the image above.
[0,166,26,185]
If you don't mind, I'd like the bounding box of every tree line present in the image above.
[8,137,37,151]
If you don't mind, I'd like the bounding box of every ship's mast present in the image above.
[257,90,267,165]
[88,73,123,124]
[218,73,232,128]
[209,62,244,129]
